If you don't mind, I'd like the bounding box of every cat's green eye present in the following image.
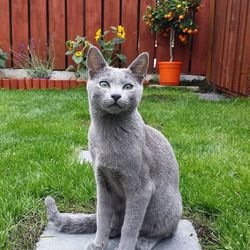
[99,81,110,88]
[123,84,133,90]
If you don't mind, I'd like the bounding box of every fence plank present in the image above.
[67,0,84,40]
[0,0,11,67]
[85,0,102,45]
[174,40,191,74]
[239,1,250,95]
[206,0,215,81]
[191,0,210,75]
[225,0,241,91]
[156,33,170,71]
[67,0,84,67]
[210,1,228,86]
[30,0,47,60]
[138,0,155,73]
[121,0,139,65]
[104,0,120,30]
[12,0,29,67]
[232,0,247,93]
[220,0,233,89]
[221,0,235,90]
[103,0,120,56]
[49,0,66,69]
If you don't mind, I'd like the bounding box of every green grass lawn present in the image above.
[0,87,249,250]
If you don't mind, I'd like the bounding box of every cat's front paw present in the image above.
[85,242,103,250]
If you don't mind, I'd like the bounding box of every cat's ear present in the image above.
[128,52,149,83]
[87,46,108,79]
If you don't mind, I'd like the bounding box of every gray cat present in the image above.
[45,46,182,250]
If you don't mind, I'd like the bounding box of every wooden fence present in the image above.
[209,0,250,96]
[0,0,209,74]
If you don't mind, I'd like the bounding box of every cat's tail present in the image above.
[44,196,96,234]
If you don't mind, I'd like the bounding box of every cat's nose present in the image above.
[111,94,121,102]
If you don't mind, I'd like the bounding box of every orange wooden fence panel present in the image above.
[30,0,47,60]
[0,0,209,75]
[191,0,210,74]
[67,0,84,66]
[85,0,102,45]
[103,0,120,34]
[138,0,155,72]
[0,0,11,67]
[12,0,29,67]
[121,0,139,65]
[210,0,250,95]
[49,0,66,69]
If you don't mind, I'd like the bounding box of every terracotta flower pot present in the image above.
[40,79,47,89]
[158,62,182,86]
[33,79,40,89]
[2,79,10,89]
[0,78,3,88]
[18,79,25,89]
[48,79,54,88]
[25,78,33,89]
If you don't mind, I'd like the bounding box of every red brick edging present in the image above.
[0,79,150,89]
[0,78,86,90]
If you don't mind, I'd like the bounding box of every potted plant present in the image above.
[143,0,201,85]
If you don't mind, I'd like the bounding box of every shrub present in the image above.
[65,26,127,80]
[13,43,54,79]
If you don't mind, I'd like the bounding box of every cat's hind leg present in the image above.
[45,196,96,233]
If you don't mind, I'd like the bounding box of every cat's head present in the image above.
[86,46,148,115]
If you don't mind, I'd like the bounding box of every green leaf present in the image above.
[65,65,75,72]
[73,43,80,49]
[106,58,112,65]
[98,39,105,47]
[65,50,74,55]
[1,53,8,60]
[112,38,125,44]
[0,58,6,68]
[72,55,83,64]
[116,53,127,63]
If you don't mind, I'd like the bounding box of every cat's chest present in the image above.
[89,125,143,169]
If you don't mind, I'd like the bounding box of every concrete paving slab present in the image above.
[198,92,225,101]
[36,219,201,250]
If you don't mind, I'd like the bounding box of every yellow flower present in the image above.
[117,25,126,39]
[75,51,83,57]
[95,28,102,41]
